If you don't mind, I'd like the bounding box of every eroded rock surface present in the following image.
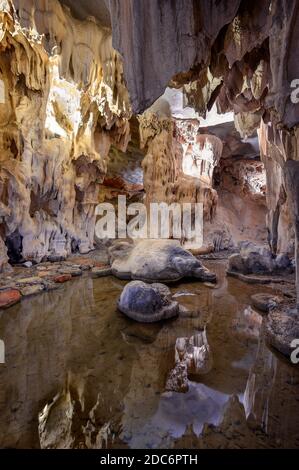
[0,0,131,268]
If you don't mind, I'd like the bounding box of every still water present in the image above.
[0,261,298,449]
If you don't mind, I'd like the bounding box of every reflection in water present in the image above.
[128,383,230,449]
[0,261,298,449]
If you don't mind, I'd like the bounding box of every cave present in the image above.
[0,0,299,455]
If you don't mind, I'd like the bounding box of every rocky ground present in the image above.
[0,250,110,309]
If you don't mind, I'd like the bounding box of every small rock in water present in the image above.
[16,277,43,286]
[47,255,66,262]
[23,261,33,268]
[54,274,72,284]
[165,362,189,393]
[204,282,218,289]
[0,289,21,309]
[57,267,82,277]
[91,266,112,278]
[251,293,283,314]
[179,305,201,318]
[44,281,60,292]
[20,284,45,297]
[37,271,53,278]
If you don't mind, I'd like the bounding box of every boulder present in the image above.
[111,240,216,283]
[246,250,275,274]
[275,253,292,271]
[118,280,179,323]
[229,243,279,275]
[228,254,245,272]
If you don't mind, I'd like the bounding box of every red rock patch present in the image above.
[0,289,21,309]
[54,274,72,284]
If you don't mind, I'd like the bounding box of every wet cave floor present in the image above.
[0,260,299,449]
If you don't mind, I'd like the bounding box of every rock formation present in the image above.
[0,0,131,270]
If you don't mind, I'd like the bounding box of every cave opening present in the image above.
[5,229,23,265]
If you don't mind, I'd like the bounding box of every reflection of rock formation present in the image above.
[0,276,132,449]
[166,331,213,393]
[243,336,277,431]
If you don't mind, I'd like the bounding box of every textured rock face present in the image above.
[109,0,241,114]
[139,107,221,234]
[139,101,268,251]
[110,0,299,127]
[0,0,130,268]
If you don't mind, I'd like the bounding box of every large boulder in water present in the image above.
[228,242,293,275]
[118,280,179,323]
[110,239,216,283]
